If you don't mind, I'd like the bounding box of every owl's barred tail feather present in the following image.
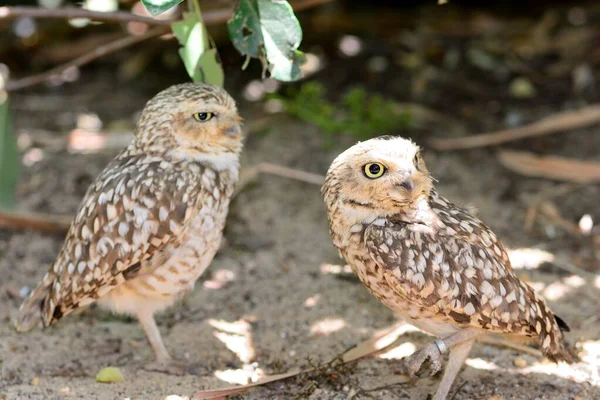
[13,280,52,332]
[540,314,573,364]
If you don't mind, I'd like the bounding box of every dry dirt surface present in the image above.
[1,85,600,400]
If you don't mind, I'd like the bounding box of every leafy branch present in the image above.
[0,0,333,215]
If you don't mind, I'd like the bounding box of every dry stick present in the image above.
[5,26,171,91]
[498,150,600,183]
[0,210,71,232]
[479,336,543,358]
[0,0,333,25]
[193,323,408,400]
[0,163,322,232]
[0,6,173,25]
[2,0,334,92]
[429,104,600,150]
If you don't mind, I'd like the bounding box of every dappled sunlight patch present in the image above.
[542,281,571,301]
[319,263,353,275]
[521,361,594,384]
[310,318,347,336]
[579,340,600,369]
[214,363,264,385]
[465,358,498,371]
[304,294,321,308]
[203,269,236,290]
[564,275,586,288]
[508,248,555,270]
[528,281,546,292]
[378,342,416,360]
[209,319,255,363]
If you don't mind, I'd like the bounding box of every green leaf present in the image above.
[172,12,224,86]
[228,0,304,81]
[197,49,225,87]
[96,367,125,383]
[0,94,19,210]
[141,0,183,16]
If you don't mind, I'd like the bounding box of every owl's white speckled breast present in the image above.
[98,167,237,315]
[341,225,457,338]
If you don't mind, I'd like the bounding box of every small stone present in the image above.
[30,377,40,386]
[60,387,70,393]
[96,367,125,383]
[509,77,537,98]
[487,397,504,400]
[513,358,527,368]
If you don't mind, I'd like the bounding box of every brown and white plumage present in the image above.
[322,136,571,400]
[15,83,243,373]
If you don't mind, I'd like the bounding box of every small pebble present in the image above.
[60,387,70,393]
[514,358,528,368]
[509,77,537,98]
[30,377,40,386]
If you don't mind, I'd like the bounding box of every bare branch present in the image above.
[0,209,71,232]
[429,104,600,150]
[0,0,333,27]
[2,0,334,92]
[4,26,170,91]
[0,6,173,25]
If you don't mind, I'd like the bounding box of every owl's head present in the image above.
[322,136,434,224]
[136,83,243,169]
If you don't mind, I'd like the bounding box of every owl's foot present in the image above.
[397,340,445,379]
[143,359,199,376]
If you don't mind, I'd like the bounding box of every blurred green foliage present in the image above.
[275,82,412,143]
[0,95,19,210]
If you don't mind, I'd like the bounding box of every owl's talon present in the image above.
[400,341,445,379]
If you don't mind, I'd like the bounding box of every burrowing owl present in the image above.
[14,83,243,374]
[322,136,571,400]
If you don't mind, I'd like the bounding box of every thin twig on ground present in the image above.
[429,104,600,150]
[479,336,543,357]
[5,26,171,91]
[236,162,324,197]
[498,150,600,183]
[0,209,71,232]
[523,183,583,232]
[192,323,408,399]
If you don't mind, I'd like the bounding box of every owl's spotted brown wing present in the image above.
[364,192,569,361]
[40,155,202,326]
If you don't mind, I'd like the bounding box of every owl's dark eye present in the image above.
[193,112,215,122]
[363,163,386,179]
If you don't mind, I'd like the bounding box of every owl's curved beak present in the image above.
[224,124,241,136]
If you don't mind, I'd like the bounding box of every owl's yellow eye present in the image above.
[193,112,215,122]
[363,163,386,179]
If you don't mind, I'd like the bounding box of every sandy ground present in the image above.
[1,86,600,400]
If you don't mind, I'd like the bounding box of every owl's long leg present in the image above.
[138,309,190,375]
[138,309,171,362]
[432,339,475,400]
[401,328,480,380]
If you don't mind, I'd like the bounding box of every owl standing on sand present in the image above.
[15,83,243,374]
[322,136,571,400]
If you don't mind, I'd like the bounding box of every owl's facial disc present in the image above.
[327,137,434,220]
[172,101,243,158]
